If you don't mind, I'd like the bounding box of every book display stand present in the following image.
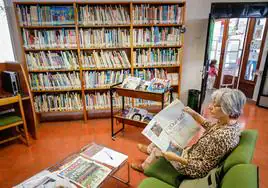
[110,83,173,139]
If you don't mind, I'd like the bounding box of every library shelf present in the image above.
[79,24,131,28]
[31,88,82,93]
[114,114,148,128]
[28,69,80,73]
[82,67,130,71]
[133,23,183,27]
[20,25,76,29]
[134,65,180,69]
[24,48,78,52]
[80,46,131,50]
[84,87,111,91]
[35,109,83,114]
[133,45,183,49]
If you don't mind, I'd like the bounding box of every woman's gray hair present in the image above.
[211,88,246,118]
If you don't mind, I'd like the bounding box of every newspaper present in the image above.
[142,99,200,155]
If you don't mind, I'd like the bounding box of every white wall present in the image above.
[4,0,268,104]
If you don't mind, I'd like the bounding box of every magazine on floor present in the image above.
[142,99,200,156]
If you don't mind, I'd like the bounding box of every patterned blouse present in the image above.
[170,121,241,178]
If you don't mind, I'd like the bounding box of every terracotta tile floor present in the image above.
[0,103,267,187]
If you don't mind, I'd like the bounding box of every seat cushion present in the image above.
[138,177,174,188]
[144,157,183,186]
[221,164,258,188]
[223,130,258,173]
[0,115,22,126]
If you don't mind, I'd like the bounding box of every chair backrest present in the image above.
[0,95,20,106]
[223,129,258,173]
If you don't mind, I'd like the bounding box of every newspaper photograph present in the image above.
[142,99,200,155]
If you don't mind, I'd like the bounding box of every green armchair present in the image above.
[139,129,258,188]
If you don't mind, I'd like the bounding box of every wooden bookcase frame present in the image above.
[13,1,186,122]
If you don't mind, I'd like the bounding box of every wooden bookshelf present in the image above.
[14,1,185,122]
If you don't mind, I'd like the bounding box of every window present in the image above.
[0,0,15,62]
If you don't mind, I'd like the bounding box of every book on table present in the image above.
[142,99,201,156]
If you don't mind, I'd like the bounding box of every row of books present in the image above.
[134,48,180,67]
[84,70,130,89]
[134,68,168,81]
[133,27,181,46]
[29,72,81,91]
[79,28,130,48]
[17,5,74,26]
[79,5,130,25]
[85,92,132,110]
[81,50,130,69]
[26,51,79,71]
[23,29,77,49]
[167,73,179,86]
[133,4,183,24]
[34,92,83,113]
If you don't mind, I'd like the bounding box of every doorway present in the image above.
[209,17,267,98]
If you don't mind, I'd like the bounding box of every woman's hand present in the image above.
[162,152,188,165]
[183,106,196,116]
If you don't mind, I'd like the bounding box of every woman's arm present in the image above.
[184,107,206,125]
[162,152,188,165]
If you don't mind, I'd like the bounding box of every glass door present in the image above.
[238,18,268,98]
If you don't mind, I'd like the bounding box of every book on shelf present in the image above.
[134,48,180,67]
[22,29,77,49]
[17,5,74,26]
[85,92,132,110]
[133,4,183,24]
[81,50,130,69]
[26,51,79,71]
[79,5,130,26]
[134,27,181,46]
[84,70,130,89]
[134,68,168,81]
[142,99,200,155]
[79,28,130,48]
[167,73,179,86]
[34,92,83,112]
[29,72,81,91]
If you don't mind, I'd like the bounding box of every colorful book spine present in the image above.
[22,29,77,49]
[79,5,130,25]
[133,27,181,46]
[134,48,180,67]
[134,68,168,81]
[133,4,182,24]
[80,28,130,48]
[34,92,83,112]
[17,5,75,26]
[84,70,130,89]
[26,51,79,71]
[29,72,81,91]
[81,50,130,68]
[85,92,132,110]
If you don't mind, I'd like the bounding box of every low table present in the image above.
[15,143,130,188]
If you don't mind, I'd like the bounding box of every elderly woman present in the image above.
[131,88,246,179]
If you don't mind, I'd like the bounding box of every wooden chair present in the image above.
[0,95,30,146]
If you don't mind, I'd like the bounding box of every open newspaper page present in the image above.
[142,99,200,155]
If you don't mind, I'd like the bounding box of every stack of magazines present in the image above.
[22,29,77,49]
[29,72,81,91]
[34,92,83,112]
[81,50,130,68]
[121,107,154,123]
[26,51,79,71]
